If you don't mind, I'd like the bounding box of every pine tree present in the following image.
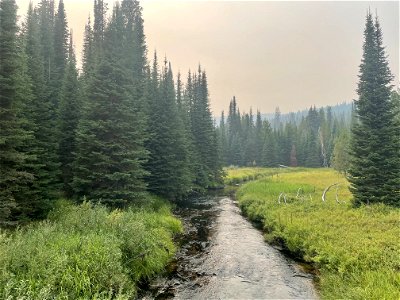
[145,56,192,200]
[52,0,68,105]
[290,144,298,167]
[348,13,400,207]
[189,68,222,186]
[0,0,34,226]
[58,32,80,197]
[255,111,263,165]
[24,2,60,203]
[73,4,147,207]
[261,120,276,167]
[331,130,350,174]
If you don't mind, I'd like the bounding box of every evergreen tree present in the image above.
[290,144,298,167]
[73,4,147,207]
[145,55,192,200]
[254,111,263,165]
[348,13,400,206]
[52,0,68,105]
[58,32,80,197]
[261,120,276,167]
[0,0,34,226]
[24,2,60,203]
[331,130,350,174]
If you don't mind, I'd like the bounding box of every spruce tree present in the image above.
[58,32,80,197]
[348,13,400,206]
[73,4,147,207]
[145,56,192,200]
[24,2,60,203]
[261,120,276,167]
[52,0,68,105]
[0,0,34,225]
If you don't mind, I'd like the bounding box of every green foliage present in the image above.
[145,56,193,201]
[0,199,182,299]
[224,167,290,185]
[235,168,400,300]
[58,33,81,197]
[348,13,400,207]
[0,0,36,226]
[219,98,349,168]
[331,130,350,173]
[73,4,148,207]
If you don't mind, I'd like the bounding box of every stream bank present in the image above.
[139,195,317,299]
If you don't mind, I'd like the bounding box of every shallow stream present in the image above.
[139,195,317,299]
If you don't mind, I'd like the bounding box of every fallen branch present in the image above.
[322,183,340,202]
[278,192,284,204]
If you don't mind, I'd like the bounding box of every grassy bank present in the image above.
[0,197,182,300]
[234,168,400,299]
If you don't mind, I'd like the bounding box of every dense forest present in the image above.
[0,0,221,226]
[217,99,352,169]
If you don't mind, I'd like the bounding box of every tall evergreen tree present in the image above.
[24,2,60,203]
[52,0,68,105]
[0,0,35,225]
[73,4,147,207]
[348,13,400,207]
[58,32,80,197]
[145,56,192,200]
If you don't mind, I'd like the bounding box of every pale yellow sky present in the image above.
[16,1,399,115]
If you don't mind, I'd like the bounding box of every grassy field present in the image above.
[233,168,400,300]
[0,198,182,300]
[223,167,299,185]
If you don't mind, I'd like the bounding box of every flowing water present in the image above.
[139,195,317,299]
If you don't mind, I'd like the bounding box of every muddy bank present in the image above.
[139,196,317,299]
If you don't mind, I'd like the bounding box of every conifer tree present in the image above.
[261,120,276,167]
[58,32,80,197]
[145,56,192,200]
[24,2,60,203]
[0,0,35,225]
[52,0,68,104]
[348,13,400,206]
[73,4,147,206]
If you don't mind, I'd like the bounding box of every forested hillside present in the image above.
[0,0,221,226]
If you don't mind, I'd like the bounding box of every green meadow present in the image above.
[231,168,400,299]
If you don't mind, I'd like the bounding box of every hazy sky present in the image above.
[16,1,399,115]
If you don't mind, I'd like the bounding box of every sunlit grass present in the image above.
[236,168,400,299]
[0,197,182,299]
[224,166,307,185]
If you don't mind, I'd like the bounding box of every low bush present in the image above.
[0,197,182,299]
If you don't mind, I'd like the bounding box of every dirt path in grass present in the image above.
[140,196,317,299]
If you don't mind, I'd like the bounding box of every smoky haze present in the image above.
[16,0,399,115]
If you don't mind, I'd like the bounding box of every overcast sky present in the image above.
[16,1,399,115]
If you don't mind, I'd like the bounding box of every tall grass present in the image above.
[235,168,400,299]
[0,197,182,299]
[224,167,304,185]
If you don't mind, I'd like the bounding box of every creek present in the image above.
[139,195,317,299]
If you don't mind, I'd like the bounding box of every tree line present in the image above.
[217,97,351,169]
[0,0,221,226]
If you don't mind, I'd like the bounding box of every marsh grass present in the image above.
[224,167,308,185]
[0,197,182,300]
[234,168,400,299]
